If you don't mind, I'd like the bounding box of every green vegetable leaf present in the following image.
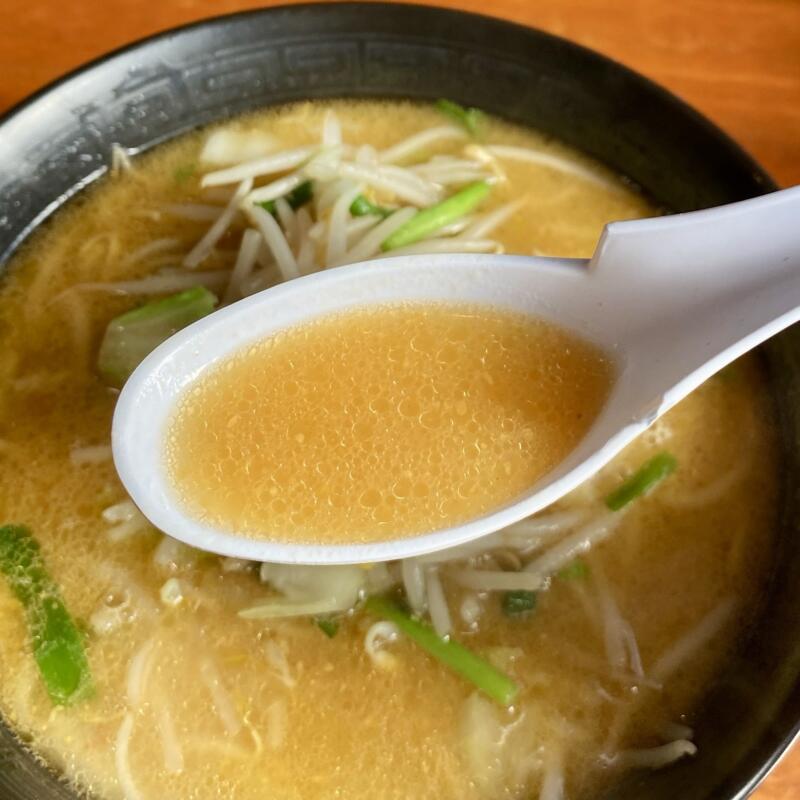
[501,590,537,616]
[381,181,491,251]
[258,180,314,215]
[350,194,392,218]
[435,99,486,138]
[557,559,590,581]
[0,525,93,705]
[97,286,217,387]
[364,595,517,706]
[605,452,677,511]
[315,616,340,638]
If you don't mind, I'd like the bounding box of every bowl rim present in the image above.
[0,1,777,195]
[0,4,792,800]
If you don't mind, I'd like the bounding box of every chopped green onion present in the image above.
[605,452,678,511]
[0,525,93,705]
[435,99,486,138]
[350,194,392,218]
[258,180,314,215]
[381,181,491,251]
[315,616,340,638]
[364,595,517,706]
[557,558,590,581]
[501,590,537,616]
[173,164,196,184]
[97,286,217,387]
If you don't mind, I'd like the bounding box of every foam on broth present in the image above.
[0,101,778,800]
[166,303,614,543]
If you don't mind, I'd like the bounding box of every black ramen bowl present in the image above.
[0,4,797,799]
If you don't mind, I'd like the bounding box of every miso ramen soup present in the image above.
[0,100,777,800]
[166,303,614,543]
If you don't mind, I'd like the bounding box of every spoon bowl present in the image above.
[113,186,800,564]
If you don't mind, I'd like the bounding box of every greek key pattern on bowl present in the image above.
[0,31,541,264]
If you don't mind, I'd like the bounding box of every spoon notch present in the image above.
[113,186,800,565]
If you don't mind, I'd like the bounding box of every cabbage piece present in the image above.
[258,562,365,607]
[97,286,217,387]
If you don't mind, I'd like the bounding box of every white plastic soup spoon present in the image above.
[113,186,800,565]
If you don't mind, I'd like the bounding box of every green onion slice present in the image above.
[315,616,340,638]
[435,99,486,137]
[605,452,677,511]
[258,180,314,215]
[173,164,196,184]
[501,590,537,616]
[0,525,93,705]
[381,181,491,251]
[557,559,590,581]
[364,595,518,706]
[350,194,392,218]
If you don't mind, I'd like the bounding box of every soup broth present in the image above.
[0,100,778,800]
[167,303,614,543]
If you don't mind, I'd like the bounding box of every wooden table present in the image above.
[1,0,799,796]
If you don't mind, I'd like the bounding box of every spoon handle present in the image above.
[590,185,800,420]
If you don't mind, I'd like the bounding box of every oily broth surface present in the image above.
[0,100,778,800]
[166,303,614,544]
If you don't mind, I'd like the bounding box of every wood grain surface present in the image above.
[1,0,799,797]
